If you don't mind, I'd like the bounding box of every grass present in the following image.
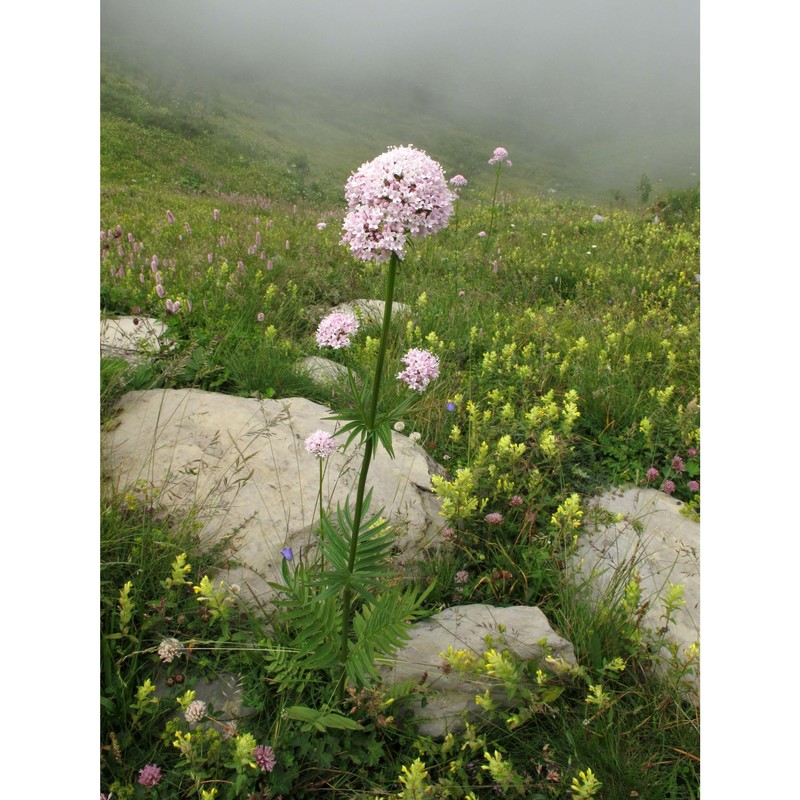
[100,55,700,800]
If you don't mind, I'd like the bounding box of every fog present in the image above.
[101,0,699,198]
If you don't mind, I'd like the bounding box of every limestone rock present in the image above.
[295,356,349,387]
[574,487,700,692]
[330,299,411,326]
[380,604,576,738]
[154,672,257,736]
[101,316,167,362]
[103,388,444,604]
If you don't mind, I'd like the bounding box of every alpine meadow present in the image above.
[100,3,700,798]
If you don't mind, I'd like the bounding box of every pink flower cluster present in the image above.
[316,311,360,349]
[488,147,511,166]
[341,145,455,262]
[137,764,162,787]
[484,512,504,525]
[305,430,337,459]
[449,174,468,188]
[397,348,440,392]
[253,744,277,772]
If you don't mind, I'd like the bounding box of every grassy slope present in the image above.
[100,46,695,207]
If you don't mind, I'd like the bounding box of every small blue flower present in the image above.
[280,547,293,561]
[445,401,455,412]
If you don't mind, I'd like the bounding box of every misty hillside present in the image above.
[100,0,699,205]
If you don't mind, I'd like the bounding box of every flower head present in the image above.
[397,348,440,392]
[509,495,524,507]
[185,700,207,724]
[316,222,327,230]
[688,480,700,493]
[449,174,468,188]
[484,512,504,525]
[166,210,175,224]
[445,401,456,412]
[253,744,277,773]
[341,145,455,262]
[645,468,659,481]
[137,764,162,787]
[661,480,676,495]
[488,147,510,165]
[671,455,686,473]
[257,312,265,322]
[455,570,470,586]
[304,430,337,459]
[157,637,184,663]
[281,547,293,561]
[316,312,360,349]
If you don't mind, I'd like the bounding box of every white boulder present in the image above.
[380,604,576,738]
[103,388,445,605]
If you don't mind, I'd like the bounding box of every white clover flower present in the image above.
[185,699,208,724]
[157,637,184,664]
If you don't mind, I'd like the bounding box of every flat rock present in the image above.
[380,604,576,738]
[101,316,167,362]
[574,487,699,692]
[103,389,444,604]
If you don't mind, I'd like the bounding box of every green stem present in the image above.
[316,457,325,566]
[486,165,502,245]
[337,251,399,699]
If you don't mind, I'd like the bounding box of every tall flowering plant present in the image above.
[272,146,452,700]
[485,146,511,245]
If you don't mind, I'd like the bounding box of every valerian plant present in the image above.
[269,146,456,702]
